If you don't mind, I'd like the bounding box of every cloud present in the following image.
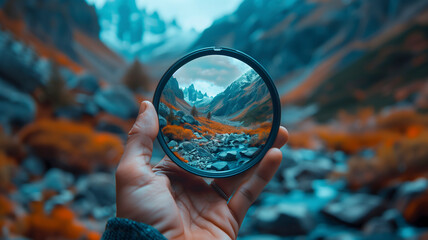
[173,55,251,96]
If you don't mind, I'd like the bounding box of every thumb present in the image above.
[117,101,159,179]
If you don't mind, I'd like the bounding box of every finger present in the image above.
[228,148,282,225]
[116,101,159,180]
[213,126,288,197]
[272,126,288,148]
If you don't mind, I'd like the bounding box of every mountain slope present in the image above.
[208,69,271,124]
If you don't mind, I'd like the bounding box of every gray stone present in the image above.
[241,147,260,158]
[158,102,170,118]
[180,115,200,126]
[253,203,314,236]
[22,156,45,176]
[181,142,196,151]
[210,161,229,171]
[43,168,74,192]
[168,140,178,148]
[195,147,214,160]
[218,151,238,161]
[159,115,167,128]
[0,80,36,127]
[205,135,213,140]
[70,73,99,93]
[176,111,185,117]
[86,173,116,206]
[94,86,139,119]
[322,194,385,227]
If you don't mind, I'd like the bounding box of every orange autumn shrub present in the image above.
[19,120,123,172]
[18,202,98,240]
[196,117,244,135]
[162,125,196,141]
[0,151,17,191]
[0,130,26,160]
[346,132,428,190]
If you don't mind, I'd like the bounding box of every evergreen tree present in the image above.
[190,105,198,117]
[121,60,150,92]
[207,111,212,120]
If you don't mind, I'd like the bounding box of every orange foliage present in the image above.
[162,125,195,141]
[0,151,17,191]
[0,11,83,73]
[18,202,97,240]
[195,117,245,135]
[0,195,14,217]
[160,99,179,111]
[19,120,123,172]
[0,130,25,160]
[346,132,428,190]
[403,191,428,225]
[287,131,319,149]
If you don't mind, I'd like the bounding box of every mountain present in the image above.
[0,0,126,83]
[163,76,184,105]
[191,0,428,124]
[95,0,198,63]
[207,69,271,124]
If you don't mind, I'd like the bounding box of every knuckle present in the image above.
[239,187,256,203]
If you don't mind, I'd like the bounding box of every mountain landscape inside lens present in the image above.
[158,55,273,172]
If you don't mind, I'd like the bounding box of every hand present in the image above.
[115,101,288,240]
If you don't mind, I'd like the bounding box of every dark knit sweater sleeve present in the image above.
[101,217,167,240]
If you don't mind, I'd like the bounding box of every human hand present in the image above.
[115,101,288,240]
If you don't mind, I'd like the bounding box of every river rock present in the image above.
[94,86,138,119]
[0,79,36,127]
[168,140,178,148]
[176,111,185,117]
[180,115,200,126]
[253,203,314,236]
[181,141,197,151]
[218,151,238,161]
[241,147,260,158]
[209,161,229,171]
[159,115,167,128]
[43,168,74,192]
[322,194,385,227]
[158,102,170,118]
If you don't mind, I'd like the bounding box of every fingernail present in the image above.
[139,101,147,114]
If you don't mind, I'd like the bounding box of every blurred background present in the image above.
[1,0,428,239]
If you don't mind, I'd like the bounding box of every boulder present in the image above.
[209,161,229,171]
[43,168,74,192]
[176,111,185,117]
[181,142,197,151]
[218,151,238,161]
[168,140,178,148]
[70,73,99,93]
[241,147,260,158]
[75,93,99,116]
[159,115,167,128]
[180,115,200,126]
[322,194,385,227]
[94,86,139,119]
[85,173,116,206]
[253,203,314,236]
[158,102,170,118]
[195,147,214,160]
[0,80,36,127]
[22,156,45,177]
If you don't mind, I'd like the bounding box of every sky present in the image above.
[173,55,252,97]
[86,0,243,31]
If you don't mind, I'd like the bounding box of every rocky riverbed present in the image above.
[167,132,262,171]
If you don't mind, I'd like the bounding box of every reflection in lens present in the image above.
[159,55,273,172]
